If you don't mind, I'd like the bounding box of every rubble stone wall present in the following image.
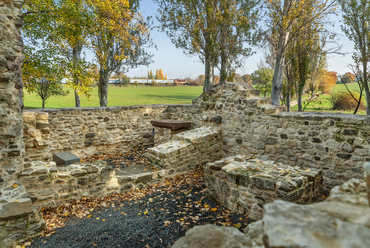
[18,160,171,209]
[23,105,193,161]
[0,0,24,186]
[172,83,370,188]
[205,155,324,220]
[22,83,370,188]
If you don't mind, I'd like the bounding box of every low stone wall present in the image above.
[146,126,224,172]
[23,105,193,161]
[205,155,323,220]
[17,161,170,209]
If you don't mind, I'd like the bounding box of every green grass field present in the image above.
[291,83,368,115]
[24,85,203,109]
[23,83,368,115]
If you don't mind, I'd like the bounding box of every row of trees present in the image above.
[23,0,152,107]
[148,69,167,79]
[22,0,370,115]
[154,0,260,92]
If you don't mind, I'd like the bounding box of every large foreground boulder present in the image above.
[172,225,253,248]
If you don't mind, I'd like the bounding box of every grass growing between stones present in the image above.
[23,85,203,109]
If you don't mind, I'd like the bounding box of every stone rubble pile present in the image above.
[205,155,323,220]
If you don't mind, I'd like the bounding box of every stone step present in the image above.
[146,126,223,172]
[173,126,221,144]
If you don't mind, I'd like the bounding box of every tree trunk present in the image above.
[203,55,214,92]
[271,0,290,106]
[220,44,228,84]
[298,93,302,112]
[42,99,45,109]
[353,93,362,114]
[75,90,80,107]
[99,70,109,107]
[362,62,370,115]
[286,88,291,112]
[271,45,286,106]
[72,45,82,107]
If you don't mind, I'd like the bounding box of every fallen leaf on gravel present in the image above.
[211,208,217,212]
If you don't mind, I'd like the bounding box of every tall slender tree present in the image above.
[338,0,370,115]
[266,0,336,106]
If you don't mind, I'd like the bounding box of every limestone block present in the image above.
[0,198,33,220]
[172,225,253,248]
[205,155,323,220]
[263,200,370,248]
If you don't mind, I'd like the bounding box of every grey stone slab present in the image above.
[53,152,80,166]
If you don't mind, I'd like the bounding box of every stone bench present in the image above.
[146,126,223,173]
[150,119,192,145]
[205,155,323,220]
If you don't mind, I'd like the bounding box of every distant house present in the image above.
[108,78,176,84]
[174,79,188,84]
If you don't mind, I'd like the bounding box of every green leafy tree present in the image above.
[23,0,94,107]
[218,0,260,84]
[155,0,223,92]
[86,0,153,107]
[251,65,274,97]
[23,47,69,108]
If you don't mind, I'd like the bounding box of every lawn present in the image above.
[291,83,368,115]
[24,85,203,109]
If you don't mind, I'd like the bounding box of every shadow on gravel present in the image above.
[29,170,254,248]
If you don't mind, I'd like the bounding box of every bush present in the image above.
[329,92,366,111]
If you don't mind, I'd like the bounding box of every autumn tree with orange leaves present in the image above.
[86,0,152,106]
[318,70,337,93]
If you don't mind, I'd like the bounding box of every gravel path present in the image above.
[29,171,253,248]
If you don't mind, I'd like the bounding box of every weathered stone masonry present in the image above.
[0,0,24,186]
[23,83,370,189]
[23,105,193,161]
[0,1,45,247]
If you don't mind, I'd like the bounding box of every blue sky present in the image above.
[125,0,355,79]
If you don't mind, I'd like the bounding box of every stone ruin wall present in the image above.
[168,83,370,189]
[0,0,24,187]
[23,105,194,161]
[22,83,370,189]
